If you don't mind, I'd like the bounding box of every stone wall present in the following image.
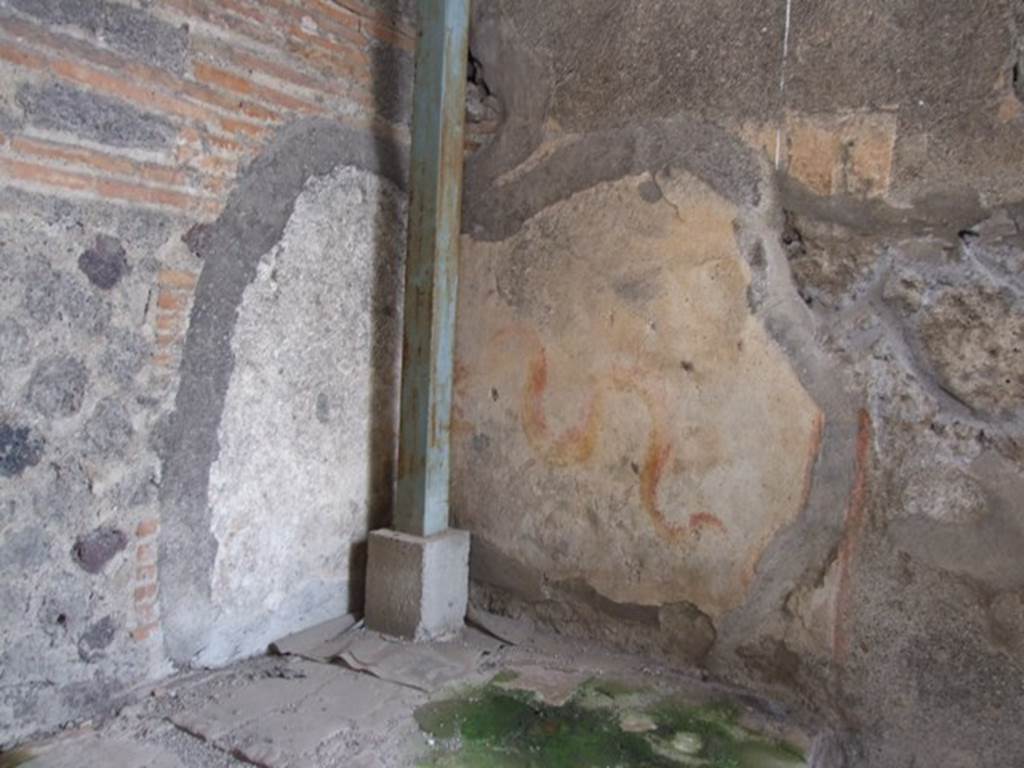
[455,1,1024,765]
[0,0,412,746]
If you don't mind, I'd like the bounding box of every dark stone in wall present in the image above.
[23,268,62,326]
[84,397,133,456]
[78,235,128,290]
[26,355,89,418]
[72,527,127,574]
[0,423,43,478]
[77,616,117,662]
[16,82,176,150]
[9,0,190,75]
[0,105,23,134]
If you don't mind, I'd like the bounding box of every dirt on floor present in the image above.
[2,615,833,768]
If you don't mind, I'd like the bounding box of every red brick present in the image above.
[201,175,232,195]
[136,518,160,538]
[218,0,270,26]
[50,57,201,120]
[131,622,159,642]
[134,583,158,602]
[288,41,367,86]
[0,38,48,70]
[135,603,159,625]
[288,25,368,71]
[156,290,187,311]
[155,314,179,331]
[311,0,363,31]
[158,270,199,289]
[204,133,247,155]
[333,0,416,38]
[136,564,158,583]
[11,136,188,188]
[280,0,362,47]
[218,114,271,140]
[136,542,157,564]
[0,157,212,212]
[194,62,322,114]
[193,38,346,101]
[180,80,283,124]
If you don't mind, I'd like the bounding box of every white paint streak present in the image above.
[782,0,793,65]
[775,0,793,169]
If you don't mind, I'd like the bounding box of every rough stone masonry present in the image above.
[0,0,415,747]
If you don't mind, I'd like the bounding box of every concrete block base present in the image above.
[364,528,470,641]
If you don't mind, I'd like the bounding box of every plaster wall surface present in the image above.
[203,165,406,665]
[456,1,1024,765]
[456,172,821,621]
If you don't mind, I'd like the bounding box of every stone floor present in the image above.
[7,613,823,768]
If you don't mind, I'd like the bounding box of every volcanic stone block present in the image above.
[79,235,128,290]
[16,82,176,149]
[72,527,128,574]
[78,616,118,662]
[365,528,470,641]
[27,355,89,418]
[0,423,44,477]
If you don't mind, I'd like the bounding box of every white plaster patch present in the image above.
[205,165,405,661]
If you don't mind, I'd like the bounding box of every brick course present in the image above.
[0,0,413,219]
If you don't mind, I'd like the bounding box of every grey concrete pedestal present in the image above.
[364,528,470,640]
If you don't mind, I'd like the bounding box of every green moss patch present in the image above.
[0,750,34,768]
[415,674,806,768]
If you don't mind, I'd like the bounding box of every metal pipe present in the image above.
[393,0,471,538]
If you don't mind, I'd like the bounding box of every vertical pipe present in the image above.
[393,0,471,537]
